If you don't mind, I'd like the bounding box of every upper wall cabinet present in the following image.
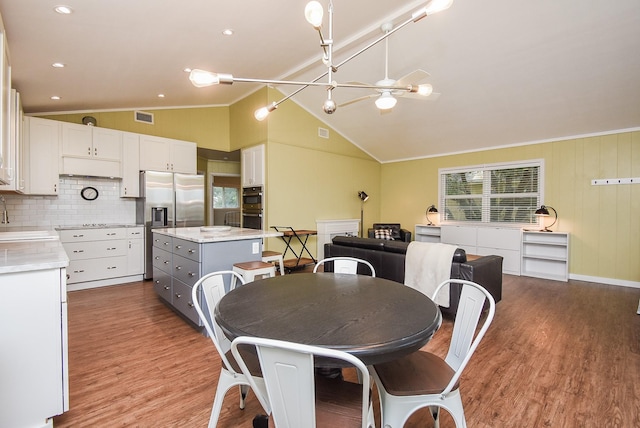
[120,132,140,198]
[139,135,196,174]
[23,117,60,195]
[60,122,122,177]
[242,144,265,187]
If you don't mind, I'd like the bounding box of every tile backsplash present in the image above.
[1,177,136,228]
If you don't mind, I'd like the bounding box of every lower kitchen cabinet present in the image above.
[58,226,144,290]
[152,232,261,331]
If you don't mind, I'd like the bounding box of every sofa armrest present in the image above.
[457,255,503,304]
[399,229,412,242]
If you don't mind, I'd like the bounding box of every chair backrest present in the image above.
[192,270,246,372]
[431,279,495,395]
[231,336,371,428]
[313,256,376,277]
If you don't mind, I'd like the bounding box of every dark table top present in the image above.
[215,272,442,366]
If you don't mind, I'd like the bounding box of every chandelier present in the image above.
[189,0,453,120]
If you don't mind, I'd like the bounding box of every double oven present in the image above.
[242,186,263,230]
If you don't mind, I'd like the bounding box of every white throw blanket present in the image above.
[404,242,458,307]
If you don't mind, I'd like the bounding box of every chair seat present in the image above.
[234,261,274,271]
[224,346,262,376]
[264,376,369,428]
[373,350,459,396]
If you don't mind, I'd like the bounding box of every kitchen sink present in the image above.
[0,230,59,242]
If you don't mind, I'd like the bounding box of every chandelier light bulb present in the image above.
[417,83,433,96]
[424,0,454,15]
[254,103,278,121]
[375,92,397,110]
[189,69,219,87]
[305,1,324,28]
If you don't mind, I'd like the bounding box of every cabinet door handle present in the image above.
[73,250,84,253]
[175,266,182,270]
[87,147,91,155]
[188,272,196,277]
[175,245,182,250]
[107,233,117,236]
[164,286,170,290]
[163,242,169,246]
[73,269,85,273]
[73,234,84,238]
[188,302,194,308]
[163,260,170,265]
[107,247,116,251]
[175,293,181,299]
[107,266,117,270]
[188,249,196,254]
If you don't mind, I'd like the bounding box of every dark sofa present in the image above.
[324,236,503,315]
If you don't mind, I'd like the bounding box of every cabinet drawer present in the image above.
[64,239,127,260]
[152,246,172,274]
[172,237,200,262]
[127,227,144,238]
[152,234,172,250]
[66,256,128,284]
[59,228,126,242]
[152,268,172,303]
[173,254,200,286]
[172,279,202,326]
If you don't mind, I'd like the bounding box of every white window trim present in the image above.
[438,159,545,227]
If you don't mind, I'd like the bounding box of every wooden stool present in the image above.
[262,250,285,275]
[232,261,276,288]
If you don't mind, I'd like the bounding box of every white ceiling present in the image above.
[0,0,639,163]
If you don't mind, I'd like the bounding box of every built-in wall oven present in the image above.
[242,186,263,230]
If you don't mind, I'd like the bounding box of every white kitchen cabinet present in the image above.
[414,225,441,243]
[0,267,68,428]
[126,227,144,275]
[0,89,23,192]
[60,122,122,177]
[58,226,144,290]
[22,116,60,195]
[521,231,569,281]
[242,144,265,187]
[139,134,196,174]
[120,132,140,197]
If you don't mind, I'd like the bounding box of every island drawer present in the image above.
[152,246,172,274]
[172,237,200,262]
[152,234,172,250]
[172,254,200,286]
[172,279,201,326]
[153,268,172,303]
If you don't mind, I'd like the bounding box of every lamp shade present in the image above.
[534,205,557,232]
[375,92,397,110]
[426,204,438,225]
[304,1,324,28]
[358,191,369,202]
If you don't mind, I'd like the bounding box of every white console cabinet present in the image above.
[521,231,569,281]
[414,225,441,243]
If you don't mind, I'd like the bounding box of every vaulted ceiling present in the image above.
[1,0,638,162]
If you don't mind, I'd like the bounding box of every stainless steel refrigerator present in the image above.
[136,171,205,279]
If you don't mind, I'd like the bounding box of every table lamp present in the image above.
[426,204,438,226]
[534,205,557,232]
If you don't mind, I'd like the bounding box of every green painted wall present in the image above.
[380,131,640,283]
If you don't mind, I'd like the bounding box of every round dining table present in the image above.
[215,272,442,366]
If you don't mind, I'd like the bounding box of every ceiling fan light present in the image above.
[417,83,433,96]
[304,1,324,29]
[424,0,454,15]
[375,92,397,110]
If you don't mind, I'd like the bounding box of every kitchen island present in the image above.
[150,226,282,331]
[0,230,69,428]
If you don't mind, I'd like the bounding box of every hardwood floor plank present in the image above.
[54,274,640,427]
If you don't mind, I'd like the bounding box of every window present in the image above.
[213,186,239,209]
[439,160,543,225]
[212,176,240,209]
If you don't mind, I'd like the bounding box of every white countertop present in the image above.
[152,226,283,243]
[0,231,69,274]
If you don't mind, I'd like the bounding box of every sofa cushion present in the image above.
[374,228,394,240]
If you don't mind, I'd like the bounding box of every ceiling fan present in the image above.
[339,22,440,111]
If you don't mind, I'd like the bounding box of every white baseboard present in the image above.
[569,273,640,289]
[67,274,144,292]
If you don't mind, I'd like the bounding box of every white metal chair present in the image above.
[313,256,376,277]
[231,336,375,428]
[370,279,496,428]
[192,271,271,427]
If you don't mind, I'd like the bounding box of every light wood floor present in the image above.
[53,272,640,427]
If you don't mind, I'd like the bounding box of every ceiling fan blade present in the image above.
[395,69,431,86]
[402,91,441,100]
[338,94,377,108]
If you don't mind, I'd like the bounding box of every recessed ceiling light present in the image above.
[222,29,234,36]
[183,68,192,73]
[54,5,73,14]
[158,94,165,98]
[52,62,65,68]
[51,96,61,100]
